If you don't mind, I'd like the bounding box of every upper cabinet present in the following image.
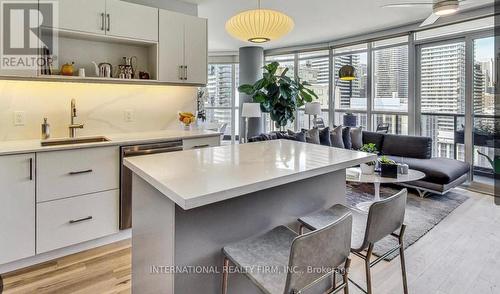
[55,0,105,35]
[54,0,158,42]
[105,0,158,42]
[159,10,207,85]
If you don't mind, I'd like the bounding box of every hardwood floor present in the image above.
[1,188,498,294]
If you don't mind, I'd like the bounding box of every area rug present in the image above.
[346,183,469,260]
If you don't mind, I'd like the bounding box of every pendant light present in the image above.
[225,0,294,43]
[339,65,356,81]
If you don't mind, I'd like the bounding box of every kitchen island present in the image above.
[124,140,376,294]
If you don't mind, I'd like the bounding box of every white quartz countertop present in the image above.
[0,129,220,156]
[124,140,377,210]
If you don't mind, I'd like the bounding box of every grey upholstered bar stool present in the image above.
[298,189,408,294]
[221,213,353,294]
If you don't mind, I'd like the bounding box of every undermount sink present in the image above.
[41,136,110,147]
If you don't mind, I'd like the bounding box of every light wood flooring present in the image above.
[1,188,498,294]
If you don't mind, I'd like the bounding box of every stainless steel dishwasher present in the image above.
[120,141,183,230]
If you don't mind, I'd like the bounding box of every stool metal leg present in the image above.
[222,256,229,294]
[365,244,374,294]
[343,258,351,294]
[398,225,409,294]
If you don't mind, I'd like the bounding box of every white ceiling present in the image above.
[183,0,492,52]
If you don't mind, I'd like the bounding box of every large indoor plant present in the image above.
[238,62,318,128]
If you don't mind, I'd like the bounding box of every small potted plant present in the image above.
[359,143,378,175]
[378,155,398,178]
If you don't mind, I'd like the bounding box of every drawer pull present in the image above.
[68,169,93,175]
[193,144,210,149]
[69,216,93,224]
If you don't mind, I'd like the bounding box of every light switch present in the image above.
[14,111,26,126]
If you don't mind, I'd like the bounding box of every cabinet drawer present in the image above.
[37,190,119,254]
[183,136,220,150]
[37,147,119,202]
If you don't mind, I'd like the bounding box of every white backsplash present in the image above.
[0,80,197,141]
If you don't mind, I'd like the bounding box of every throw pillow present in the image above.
[318,127,331,146]
[277,130,306,142]
[342,126,352,149]
[350,127,363,150]
[330,126,344,148]
[300,128,321,145]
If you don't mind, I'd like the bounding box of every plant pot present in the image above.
[380,163,398,178]
[360,163,375,175]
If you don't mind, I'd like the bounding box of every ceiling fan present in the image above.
[382,0,473,27]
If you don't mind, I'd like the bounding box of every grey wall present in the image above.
[123,0,198,16]
[239,46,264,139]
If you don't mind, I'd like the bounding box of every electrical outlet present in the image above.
[14,111,26,126]
[124,110,134,122]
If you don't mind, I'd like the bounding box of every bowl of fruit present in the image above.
[178,112,196,130]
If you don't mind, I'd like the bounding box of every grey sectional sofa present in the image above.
[362,131,470,196]
[249,130,470,196]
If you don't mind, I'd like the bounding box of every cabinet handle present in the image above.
[192,144,210,149]
[29,158,33,180]
[101,13,105,31]
[69,216,93,224]
[184,65,188,80]
[106,14,110,31]
[178,65,183,80]
[68,169,93,175]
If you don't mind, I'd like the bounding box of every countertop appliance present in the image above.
[120,140,183,229]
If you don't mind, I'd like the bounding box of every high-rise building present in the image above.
[206,64,233,129]
[374,46,408,106]
[420,42,466,158]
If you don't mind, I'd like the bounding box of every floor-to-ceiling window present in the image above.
[205,63,239,142]
[415,16,495,187]
[333,43,369,129]
[372,37,409,134]
[297,50,330,130]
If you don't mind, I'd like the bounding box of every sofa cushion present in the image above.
[330,126,344,148]
[362,131,385,153]
[382,134,432,159]
[318,127,331,147]
[350,127,363,150]
[388,156,470,185]
[278,130,306,142]
[248,133,277,142]
[298,128,320,145]
[342,127,352,149]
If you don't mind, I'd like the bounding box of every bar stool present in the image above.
[298,189,408,294]
[221,213,352,294]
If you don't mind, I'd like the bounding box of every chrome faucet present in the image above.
[69,98,84,138]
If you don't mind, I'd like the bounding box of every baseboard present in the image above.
[0,230,131,274]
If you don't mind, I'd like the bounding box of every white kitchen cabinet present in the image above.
[158,10,185,83]
[37,190,119,254]
[184,15,208,84]
[105,0,158,41]
[0,154,35,265]
[183,136,220,150]
[159,9,207,84]
[53,0,106,35]
[53,0,158,41]
[36,146,119,202]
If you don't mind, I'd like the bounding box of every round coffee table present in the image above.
[346,168,426,212]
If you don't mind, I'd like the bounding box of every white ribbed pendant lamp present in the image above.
[225,0,294,43]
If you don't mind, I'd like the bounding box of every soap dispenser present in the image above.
[41,117,50,140]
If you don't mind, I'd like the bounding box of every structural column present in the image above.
[239,46,264,139]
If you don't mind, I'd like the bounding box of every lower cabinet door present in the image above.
[0,153,35,265]
[36,190,119,254]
